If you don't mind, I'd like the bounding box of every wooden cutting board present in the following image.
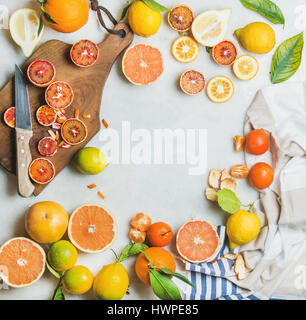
[0,22,133,196]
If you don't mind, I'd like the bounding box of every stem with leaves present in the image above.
[36,0,57,36]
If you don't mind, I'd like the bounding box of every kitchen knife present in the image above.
[14,64,35,197]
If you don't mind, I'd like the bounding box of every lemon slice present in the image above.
[9,8,44,57]
[171,36,199,63]
[191,9,231,47]
[206,75,234,103]
[233,55,259,81]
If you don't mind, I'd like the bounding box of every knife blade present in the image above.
[14,64,35,197]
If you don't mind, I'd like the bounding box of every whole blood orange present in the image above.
[248,162,274,190]
[147,222,173,247]
[36,105,57,126]
[176,220,220,263]
[3,107,15,128]
[42,0,89,33]
[38,137,58,157]
[61,118,87,145]
[122,44,163,85]
[212,40,238,66]
[29,158,55,184]
[25,201,69,244]
[168,5,194,32]
[45,81,74,110]
[135,247,176,285]
[68,204,117,253]
[27,59,56,87]
[70,39,99,68]
[180,70,206,95]
[245,129,269,155]
[0,237,45,288]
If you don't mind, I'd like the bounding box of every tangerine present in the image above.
[147,222,173,247]
[248,162,274,190]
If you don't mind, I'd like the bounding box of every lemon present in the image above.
[226,209,261,250]
[62,265,94,295]
[128,1,161,38]
[234,22,275,54]
[75,147,108,175]
[93,263,129,300]
[47,240,78,272]
[232,55,259,81]
[9,8,44,57]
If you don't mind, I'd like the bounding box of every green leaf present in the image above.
[43,11,57,24]
[149,269,182,300]
[217,189,241,214]
[141,0,170,12]
[37,12,44,37]
[120,0,135,21]
[271,33,304,84]
[158,268,195,289]
[46,261,61,279]
[240,0,285,25]
[53,285,65,300]
[118,243,149,262]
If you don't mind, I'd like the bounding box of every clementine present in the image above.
[248,162,274,190]
[147,222,173,247]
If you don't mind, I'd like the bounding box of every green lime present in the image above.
[62,265,94,295]
[47,240,78,272]
[75,147,108,175]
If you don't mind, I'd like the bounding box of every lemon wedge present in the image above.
[9,8,44,57]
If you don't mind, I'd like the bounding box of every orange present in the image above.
[135,247,176,285]
[147,222,173,247]
[42,0,89,33]
[0,237,46,288]
[176,220,220,263]
[25,201,69,244]
[248,162,274,190]
[68,204,117,253]
[245,129,269,155]
[62,265,93,295]
[122,44,163,85]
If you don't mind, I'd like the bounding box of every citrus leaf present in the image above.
[118,243,149,262]
[158,268,195,289]
[240,0,285,25]
[37,12,44,37]
[46,260,61,279]
[43,11,57,24]
[53,285,65,300]
[120,0,135,21]
[217,189,241,214]
[271,33,304,84]
[141,0,170,12]
[149,269,182,300]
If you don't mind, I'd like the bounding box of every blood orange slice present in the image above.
[29,158,55,184]
[36,105,57,127]
[0,237,46,288]
[3,107,15,128]
[68,204,117,253]
[212,40,238,66]
[176,220,220,263]
[70,39,99,68]
[38,137,58,157]
[168,5,194,32]
[27,59,56,87]
[61,118,87,145]
[45,81,74,110]
[180,70,206,95]
[122,44,163,85]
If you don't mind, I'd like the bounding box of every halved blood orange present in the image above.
[45,81,74,110]
[212,40,238,66]
[180,70,206,95]
[68,204,118,253]
[38,137,58,157]
[122,44,163,85]
[3,107,15,128]
[27,59,56,87]
[29,158,55,184]
[168,5,194,32]
[70,39,99,68]
[61,118,87,145]
[176,220,220,263]
[36,105,57,127]
[0,237,46,288]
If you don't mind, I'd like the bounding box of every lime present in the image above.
[47,240,78,272]
[62,265,93,295]
[75,147,108,175]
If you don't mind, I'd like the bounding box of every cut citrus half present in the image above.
[0,237,46,288]
[61,118,87,145]
[171,36,199,63]
[206,76,234,103]
[38,137,58,157]
[122,44,163,85]
[233,55,259,81]
[36,105,57,126]
[168,5,194,32]
[70,39,99,67]
[29,158,55,184]
[3,107,16,128]
[45,81,74,110]
[9,8,44,57]
[176,220,220,263]
[212,40,238,66]
[191,9,231,47]
[180,70,206,95]
[27,60,56,87]
[68,204,118,253]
